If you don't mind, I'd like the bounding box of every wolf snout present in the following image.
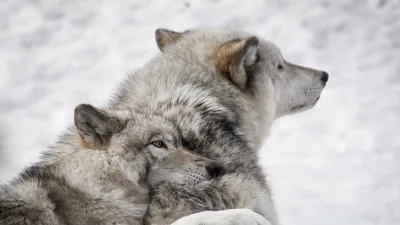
[205,162,223,177]
[321,71,329,84]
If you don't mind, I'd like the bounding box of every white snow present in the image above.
[0,0,399,224]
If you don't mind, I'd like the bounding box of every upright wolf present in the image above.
[110,28,328,224]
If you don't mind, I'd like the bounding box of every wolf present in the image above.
[0,104,227,225]
[109,28,328,225]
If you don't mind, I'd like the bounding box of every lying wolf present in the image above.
[109,28,328,224]
[0,104,228,225]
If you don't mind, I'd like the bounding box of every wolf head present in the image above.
[155,28,328,118]
[73,104,222,185]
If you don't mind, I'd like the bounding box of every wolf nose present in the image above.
[321,71,329,84]
[205,162,223,177]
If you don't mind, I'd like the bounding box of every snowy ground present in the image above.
[0,0,399,224]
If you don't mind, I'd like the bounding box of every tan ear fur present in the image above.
[213,37,259,90]
[74,104,127,150]
[78,132,102,150]
[214,38,246,75]
[155,29,184,51]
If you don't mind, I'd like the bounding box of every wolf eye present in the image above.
[151,140,167,149]
[277,64,283,70]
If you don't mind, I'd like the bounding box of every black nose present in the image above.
[321,71,329,84]
[205,162,223,177]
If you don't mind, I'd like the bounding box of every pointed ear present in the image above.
[155,28,184,51]
[74,104,126,149]
[214,36,259,90]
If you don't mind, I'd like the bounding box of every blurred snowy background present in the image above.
[0,0,399,224]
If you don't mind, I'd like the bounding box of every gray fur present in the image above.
[112,28,328,225]
[0,28,327,225]
[145,170,271,225]
[0,104,206,225]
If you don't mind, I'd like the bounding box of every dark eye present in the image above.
[151,140,167,149]
[277,64,283,70]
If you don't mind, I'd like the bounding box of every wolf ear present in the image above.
[155,28,184,51]
[74,104,126,149]
[214,36,259,90]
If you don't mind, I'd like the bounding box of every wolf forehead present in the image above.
[74,104,181,146]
